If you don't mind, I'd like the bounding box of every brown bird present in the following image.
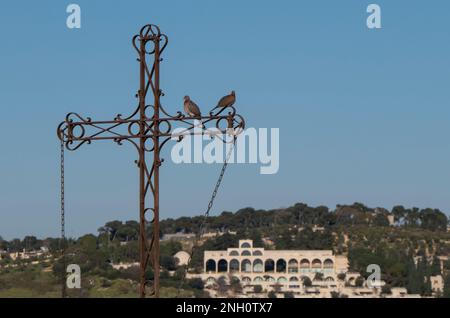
[184,96,203,126]
[214,91,236,110]
[183,95,202,118]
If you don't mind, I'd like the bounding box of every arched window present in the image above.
[288,259,298,273]
[229,250,239,256]
[242,277,252,284]
[348,277,355,285]
[206,277,216,284]
[218,259,228,273]
[241,242,251,248]
[323,259,334,269]
[253,250,263,256]
[241,250,251,256]
[277,277,287,283]
[300,259,310,269]
[325,277,335,282]
[229,259,239,273]
[265,259,275,272]
[253,259,264,273]
[289,276,300,289]
[312,259,322,269]
[254,276,264,282]
[241,259,252,273]
[264,275,275,282]
[205,259,216,272]
[276,259,287,273]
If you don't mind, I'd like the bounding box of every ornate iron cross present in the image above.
[57,24,245,297]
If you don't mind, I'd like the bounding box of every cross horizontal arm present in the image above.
[57,106,245,152]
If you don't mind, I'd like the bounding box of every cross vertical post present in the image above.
[137,26,162,298]
[138,32,146,299]
[152,35,161,299]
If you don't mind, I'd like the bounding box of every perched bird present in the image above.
[183,95,202,118]
[214,91,236,110]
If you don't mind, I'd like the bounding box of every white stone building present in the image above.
[197,239,348,292]
[185,239,431,298]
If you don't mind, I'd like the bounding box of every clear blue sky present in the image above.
[1,0,450,239]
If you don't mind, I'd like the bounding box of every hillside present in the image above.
[1,202,450,297]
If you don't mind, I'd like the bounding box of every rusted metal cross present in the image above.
[57,24,245,298]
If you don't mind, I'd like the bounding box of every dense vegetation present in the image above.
[1,202,450,297]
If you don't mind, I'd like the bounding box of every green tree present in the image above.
[116,226,137,242]
[381,284,392,295]
[405,208,420,227]
[160,255,177,271]
[443,275,450,298]
[406,257,421,294]
[187,278,204,290]
[268,291,277,298]
[249,230,264,247]
[230,276,242,294]
[78,234,97,254]
[430,256,441,276]
[422,276,432,297]
[284,292,294,298]
[391,205,406,224]
[314,272,324,282]
[102,220,124,240]
[420,209,448,232]
[416,256,432,296]
[373,214,389,227]
[216,276,228,295]
[302,276,312,287]
[23,236,39,251]
[253,285,263,293]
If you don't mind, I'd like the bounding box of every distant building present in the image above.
[430,275,444,293]
[194,239,348,294]
[386,215,395,226]
[297,226,325,233]
[161,233,195,241]
[174,251,190,266]
[187,239,426,298]
[8,248,49,261]
[200,231,237,240]
[111,262,139,270]
[389,288,420,298]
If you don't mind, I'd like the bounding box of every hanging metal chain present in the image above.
[205,140,236,218]
[176,137,236,297]
[60,139,67,298]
